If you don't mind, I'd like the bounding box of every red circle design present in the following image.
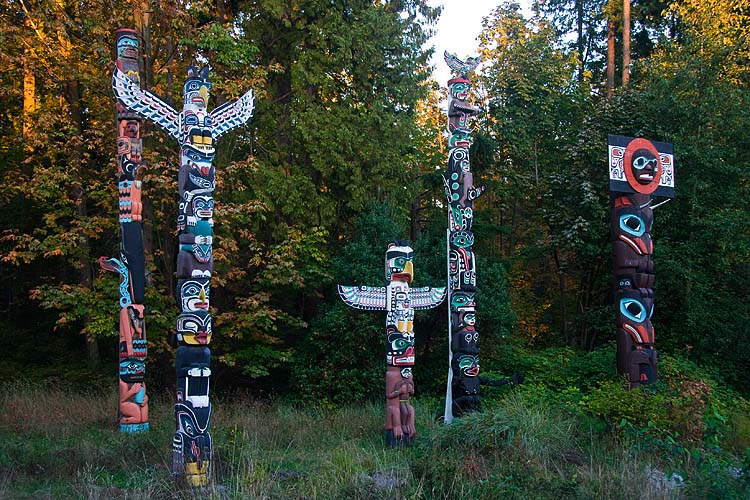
[623,138,661,194]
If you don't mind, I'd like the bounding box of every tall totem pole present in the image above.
[99,28,149,434]
[442,52,484,423]
[338,241,446,446]
[112,47,255,485]
[608,135,674,388]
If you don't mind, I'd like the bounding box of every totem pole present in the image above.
[112,49,255,486]
[442,52,485,423]
[99,28,149,434]
[338,241,446,446]
[608,135,674,388]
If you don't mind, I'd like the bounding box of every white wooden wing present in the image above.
[338,285,387,311]
[410,286,447,310]
[112,67,179,140]
[210,89,255,140]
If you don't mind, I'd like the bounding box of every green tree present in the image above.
[478,2,604,347]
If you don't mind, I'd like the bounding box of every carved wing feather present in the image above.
[410,286,447,310]
[112,67,179,140]
[443,51,481,77]
[338,285,387,311]
[210,89,255,139]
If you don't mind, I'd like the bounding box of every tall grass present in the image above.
[0,382,747,498]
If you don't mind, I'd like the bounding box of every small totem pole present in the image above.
[99,28,149,434]
[442,52,485,423]
[608,135,674,388]
[112,46,255,485]
[338,241,446,446]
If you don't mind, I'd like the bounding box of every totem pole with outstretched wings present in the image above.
[112,43,255,487]
[339,241,446,446]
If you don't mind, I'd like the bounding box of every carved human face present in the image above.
[630,148,659,185]
[457,354,479,377]
[448,129,473,148]
[450,291,475,312]
[191,195,215,220]
[182,110,214,154]
[449,81,470,100]
[116,33,138,59]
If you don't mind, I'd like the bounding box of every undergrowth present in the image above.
[1,347,748,499]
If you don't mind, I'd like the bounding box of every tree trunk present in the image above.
[553,246,569,344]
[607,13,615,98]
[622,0,631,87]
[65,78,99,364]
[576,0,584,81]
[409,193,421,241]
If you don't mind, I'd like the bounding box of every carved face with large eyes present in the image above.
[619,293,653,325]
[385,243,414,283]
[387,328,415,366]
[116,32,138,59]
[119,360,145,382]
[191,195,214,220]
[449,80,470,100]
[451,230,474,249]
[181,143,215,178]
[176,310,212,345]
[450,291,475,312]
[630,148,659,185]
[183,67,211,113]
[182,111,215,154]
[178,278,210,311]
[456,354,479,377]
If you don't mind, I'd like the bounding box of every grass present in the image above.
[0,381,747,499]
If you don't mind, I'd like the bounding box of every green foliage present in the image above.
[290,203,405,404]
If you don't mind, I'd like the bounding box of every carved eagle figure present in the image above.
[112,67,255,143]
[444,51,482,78]
[338,285,446,312]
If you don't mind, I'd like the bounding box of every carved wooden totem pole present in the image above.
[112,45,254,485]
[339,241,446,445]
[608,135,674,388]
[442,52,485,423]
[99,28,149,434]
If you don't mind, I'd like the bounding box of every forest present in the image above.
[1,0,750,497]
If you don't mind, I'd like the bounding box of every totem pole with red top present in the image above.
[608,135,675,387]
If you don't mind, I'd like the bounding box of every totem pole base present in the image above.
[120,422,149,433]
[384,430,412,447]
[451,397,481,418]
[184,462,210,487]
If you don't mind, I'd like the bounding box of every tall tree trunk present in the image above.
[23,15,37,153]
[23,58,36,151]
[622,0,631,87]
[607,14,615,98]
[409,194,421,241]
[576,0,584,81]
[553,246,569,344]
[65,78,99,364]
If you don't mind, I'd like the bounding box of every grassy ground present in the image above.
[0,381,747,499]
